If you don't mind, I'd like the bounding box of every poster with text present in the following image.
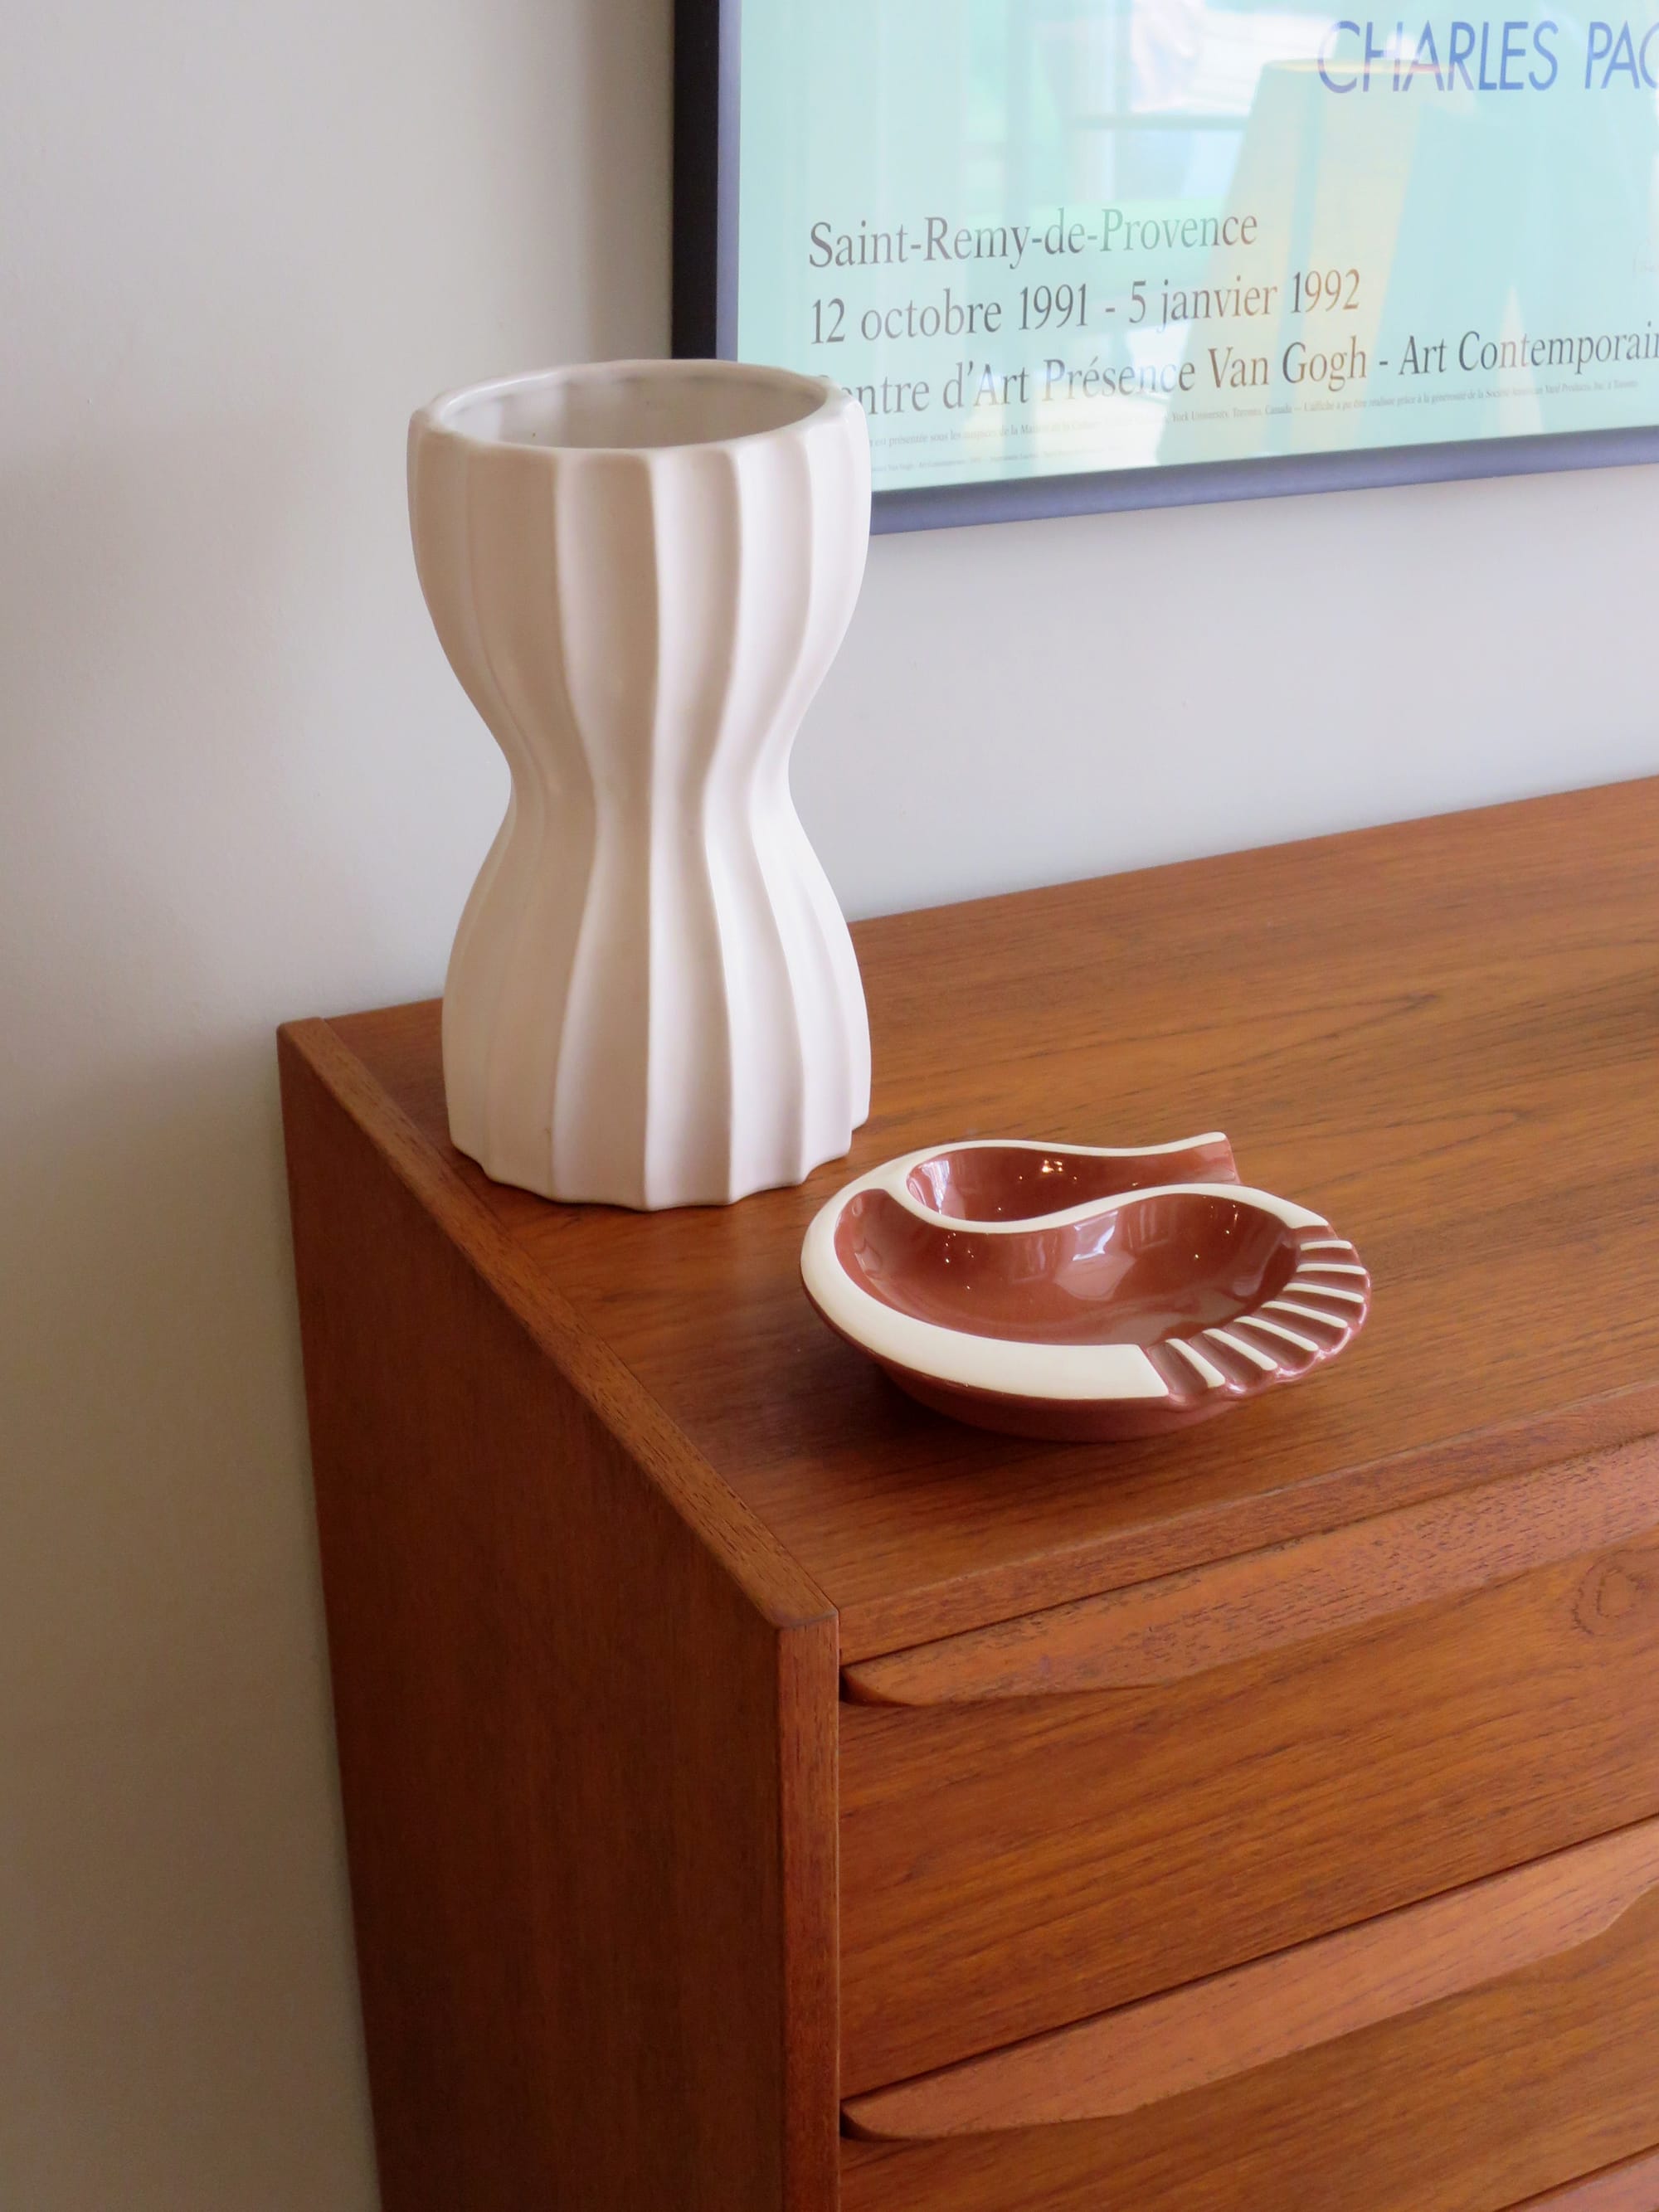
[719,0,1659,515]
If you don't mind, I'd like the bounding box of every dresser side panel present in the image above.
[279,1032,839,2212]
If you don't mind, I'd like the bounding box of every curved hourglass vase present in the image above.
[408,360,872,1209]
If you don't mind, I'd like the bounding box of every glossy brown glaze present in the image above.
[902,1135,1239,1218]
[813,1159,1370,1438]
[833,1185,1300,1344]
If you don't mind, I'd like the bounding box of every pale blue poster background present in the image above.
[734,0,1659,495]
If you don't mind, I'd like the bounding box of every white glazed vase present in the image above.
[408,361,873,1209]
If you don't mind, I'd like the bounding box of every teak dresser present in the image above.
[280,775,1659,2212]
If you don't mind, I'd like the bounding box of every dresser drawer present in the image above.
[840,1818,1659,2212]
[1512,2148,1659,2207]
[840,1439,1659,2090]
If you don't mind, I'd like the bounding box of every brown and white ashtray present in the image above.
[800,1135,1370,1441]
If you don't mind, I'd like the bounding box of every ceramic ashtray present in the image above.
[800,1135,1370,1441]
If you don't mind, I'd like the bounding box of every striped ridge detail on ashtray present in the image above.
[1204,1326,1279,1372]
[1162,1338,1228,1390]
[1140,1223,1374,1403]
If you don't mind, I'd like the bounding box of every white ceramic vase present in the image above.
[408,360,873,1209]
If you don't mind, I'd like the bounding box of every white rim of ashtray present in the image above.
[800,1138,1332,1407]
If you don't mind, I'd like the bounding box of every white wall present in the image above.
[2,2,1654,2206]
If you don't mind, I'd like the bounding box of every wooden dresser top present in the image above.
[295,775,1659,1660]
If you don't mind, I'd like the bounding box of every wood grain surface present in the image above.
[844,1819,1659,2138]
[839,1492,1659,2088]
[843,1438,1659,1701]
[839,1877,1659,2212]
[322,775,1659,1660]
[283,775,1659,2212]
[280,1027,839,2212]
[1512,2148,1659,2208]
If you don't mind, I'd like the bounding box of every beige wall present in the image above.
[2,2,1655,2206]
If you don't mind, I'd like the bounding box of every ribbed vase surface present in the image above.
[409,360,872,1208]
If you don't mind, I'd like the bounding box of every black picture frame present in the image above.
[671,0,1659,535]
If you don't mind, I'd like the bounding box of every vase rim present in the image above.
[413,358,851,458]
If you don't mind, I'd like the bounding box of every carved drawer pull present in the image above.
[843,1437,1659,1705]
[842,1819,1659,2142]
[1511,2144,1659,2207]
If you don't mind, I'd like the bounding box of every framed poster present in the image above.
[674,0,1659,529]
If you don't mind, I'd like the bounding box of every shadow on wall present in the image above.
[0,1057,362,2204]
[0,0,674,2204]
[0,426,382,2210]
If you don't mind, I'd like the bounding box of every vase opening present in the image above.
[430,361,833,455]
